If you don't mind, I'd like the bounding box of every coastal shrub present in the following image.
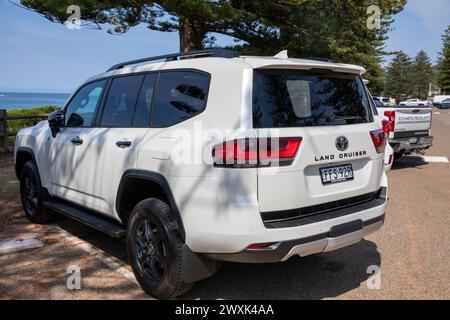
[6,106,58,143]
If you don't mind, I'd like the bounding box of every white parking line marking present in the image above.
[433,112,441,115]
[422,156,449,163]
[58,229,138,284]
[0,237,44,255]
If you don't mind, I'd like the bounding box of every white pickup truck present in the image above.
[399,98,429,107]
[374,101,433,158]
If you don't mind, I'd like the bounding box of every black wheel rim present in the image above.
[22,173,39,215]
[135,218,168,283]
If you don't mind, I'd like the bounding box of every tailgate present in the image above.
[252,68,385,214]
[257,125,384,213]
[394,108,431,132]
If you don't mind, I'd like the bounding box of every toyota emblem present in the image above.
[336,136,349,151]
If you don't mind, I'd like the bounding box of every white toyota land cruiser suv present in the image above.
[14,49,388,299]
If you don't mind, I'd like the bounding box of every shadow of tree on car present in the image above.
[391,156,428,170]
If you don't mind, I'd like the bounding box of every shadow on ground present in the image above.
[391,156,428,170]
[1,153,381,300]
[52,214,381,300]
[182,240,380,300]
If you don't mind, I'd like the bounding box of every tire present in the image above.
[127,198,193,299]
[19,161,52,223]
[394,152,404,161]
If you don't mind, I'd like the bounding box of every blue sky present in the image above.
[1,0,449,93]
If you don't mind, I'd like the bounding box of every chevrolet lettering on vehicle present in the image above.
[398,115,429,122]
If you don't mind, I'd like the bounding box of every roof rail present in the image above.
[107,49,240,72]
[300,56,333,63]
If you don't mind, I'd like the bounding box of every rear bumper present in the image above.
[206,215,384,263]
[389,136,433,153]
[180,168,388,255]
[203,187,387,263]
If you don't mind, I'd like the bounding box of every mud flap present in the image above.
[182,245,221,283]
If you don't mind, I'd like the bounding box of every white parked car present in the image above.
[373,96,395,107]
[399,98,429,107]
[14,50,388,298]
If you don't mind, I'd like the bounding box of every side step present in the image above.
[45,201,126,238]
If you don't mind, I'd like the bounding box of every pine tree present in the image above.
[237,0,407,93]
[18,0,407,91]
[412,51,433,99]
[385,52,413,104]
[18,0,289,52]
[438,25,450,94]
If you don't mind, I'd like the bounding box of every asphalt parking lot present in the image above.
[1,109,449,300]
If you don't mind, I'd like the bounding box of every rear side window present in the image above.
[101,75,144,127]
[152,71,209,127]
[253,70,372,128]
[367,92,379,116]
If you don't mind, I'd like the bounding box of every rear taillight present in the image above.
[212,137,302,168]
[382,111,395,134]
[370,130,387,154]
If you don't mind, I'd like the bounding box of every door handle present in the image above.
[116,140,132,148]
[71,136,83,145]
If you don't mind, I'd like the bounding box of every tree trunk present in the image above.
[179,16,206,52]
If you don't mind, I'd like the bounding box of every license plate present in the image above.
[409,137,418,144]
[320,164,354,185]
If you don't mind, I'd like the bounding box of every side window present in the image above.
[100,75,144,127]
[366,91,378,116]
[132,74,157,127]
[152,71,209,127]
[65,80,106,127]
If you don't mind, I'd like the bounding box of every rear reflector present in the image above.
[247,243,276,250]
[212,137,302,168]
[370,130,387,154]
[388,154,393,165]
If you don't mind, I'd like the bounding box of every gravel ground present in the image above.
[0,109,449,300]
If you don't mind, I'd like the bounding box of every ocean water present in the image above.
[0,92,70,110]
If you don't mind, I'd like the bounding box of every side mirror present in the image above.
[48,109,65,137]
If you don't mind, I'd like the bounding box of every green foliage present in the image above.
[384,51,413,103]
[19,0,287,51]
[411,50,433,99]
[234,0,407,94]
[7,106,57,143]
[438,25,450,94]
[19,0,407,93]
[7,105,57,116]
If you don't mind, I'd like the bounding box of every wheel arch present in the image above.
[15,147,38,181]
[116,170,186,240]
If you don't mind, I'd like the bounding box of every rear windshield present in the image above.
[253,69,373,128]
